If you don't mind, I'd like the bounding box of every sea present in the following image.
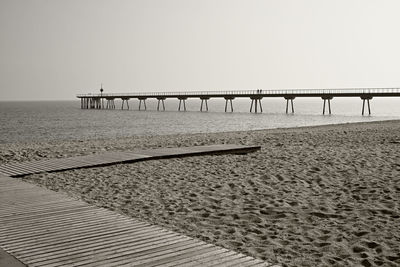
[1,97,399,144]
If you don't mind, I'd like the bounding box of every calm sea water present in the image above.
[1,98,399,144]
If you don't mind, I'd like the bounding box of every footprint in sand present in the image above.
[363,240,380,249]
[352,246,366,253]
[354,231,369,237]
[226,228,236,234]
[201,212,210,218]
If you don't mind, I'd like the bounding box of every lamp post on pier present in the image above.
[100,84,104,109]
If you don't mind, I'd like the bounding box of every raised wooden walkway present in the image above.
[0,145,260,177]
[77,87,400,114]
[0,174,273,267]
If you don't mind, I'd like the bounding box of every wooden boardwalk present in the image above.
[0,145,277,266]
[0,145,260,177]
[0,174,273,267]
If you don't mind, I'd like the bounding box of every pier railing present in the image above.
[77,87,400,98]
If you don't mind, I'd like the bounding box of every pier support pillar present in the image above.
[90,98,97,109]
[121,98,130,110]
[157,98,166,111]
[106,98,115,109]
[250,97,263,113]
[138,98,147,111]
[322,96,333,115]
[200,97,209,112]
[224,97,234,112]
[361,96,373,115]
[178,97,187,111]
[284,96,295,114]
[93,98,101,109]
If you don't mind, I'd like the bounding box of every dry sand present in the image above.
[1,120,400,266]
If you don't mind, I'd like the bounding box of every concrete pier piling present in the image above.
[322,96,333,115]
[178,97,187,111]
[361,96,373,115]
[200,97,210,112]
[284,96,295,114]
[224,97,234,112]
[157,97,166,111]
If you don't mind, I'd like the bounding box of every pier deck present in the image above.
[78,88,400,98]
[77,88,400,114]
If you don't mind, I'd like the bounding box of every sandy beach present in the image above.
[1,120,400,266]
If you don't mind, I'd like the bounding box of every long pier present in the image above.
[77,88,400,115]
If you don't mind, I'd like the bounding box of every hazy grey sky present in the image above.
[1,0,400,100]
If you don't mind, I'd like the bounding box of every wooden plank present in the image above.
[3,218,148,245]
[1,215,145,243]
[23,158,81,169]
[22,231,177,263]
[131,244,221,267]
[109,151,152,159]
[0,200,85,217]
[32,235,192,267]
[78,240,203,267]
[0,168,22,177]
[38,158,89,170]
[0,205,93,224]
[93,153,133,161]
[63,157,116,165]
[197,253,247,266]
[186,251,242,267]
[9,157,100,175]
[11,226,162,257]
[2,160,73,176]
[0,209,134,231]
[131,149,174,157]
[4,222,150,251]
[1,215,125,240]
[3,159,77,174]
[1,162,47,173]
[0,166,25,176]
[0,207,131,227]
[156,247,231,267]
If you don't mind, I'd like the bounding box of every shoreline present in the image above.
[1,119,400,164]
[1,120,400,266]
[0,112,398,146]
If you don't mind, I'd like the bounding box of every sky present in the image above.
[1,0,400,101]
